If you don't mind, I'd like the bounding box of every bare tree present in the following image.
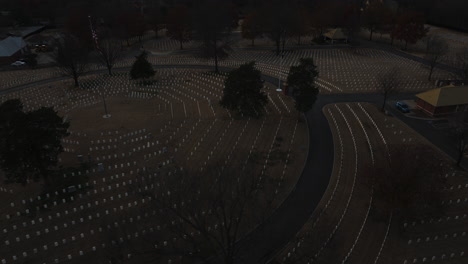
[289,7,311,45]
[451,47,468,81]
[378,67,401,111]
[166,5,192,50]
[54,34,89,87]
[241,12,262,47]
[118,154,270,264]
[362,0,390,41]
[391,11,429,50]
[258,0,294,55]
[193,0,235,73]
[425,35,449,81]
[367,144,447,221]
[96,36,123,76]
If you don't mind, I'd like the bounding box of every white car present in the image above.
[11,60,26,66]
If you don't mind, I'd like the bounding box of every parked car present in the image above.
[67,185,77,193]
[11,60,26,66]
[35,44,49,52]
[396,101,410,113]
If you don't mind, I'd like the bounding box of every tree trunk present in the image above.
[297,35,301,45]
[127,39,130,47]
[282,36,286,54]
[275,38,280,55]
[457,149,464,167]
[457,140,466,167]
[251,38,254,46]
[404,41,408,50]
[108,66,112,76]
[180,40,183,50]
[73,72,79,87]
[428,66,434,81]
[369,29,373,41]
[214,42,219,73]
[382,92,387,111]
[102,94,109,116]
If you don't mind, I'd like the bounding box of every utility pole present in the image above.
[277,52,284,92]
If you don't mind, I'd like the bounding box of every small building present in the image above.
[0,36,27,64]
[323,28,348,44]
[415,85,468,116]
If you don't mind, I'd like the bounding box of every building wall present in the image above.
[0,49,25,65]
[417,98,468,117]
[433,105,457,116]
[416,98,435,116]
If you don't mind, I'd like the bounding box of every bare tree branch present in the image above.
[449,111,468,167]
[96,34,123,76]
[449,47,468,81]
[424,35,449,81]
[53,34,89,88]
[378,67,401,111]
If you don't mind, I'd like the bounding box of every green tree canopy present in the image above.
[130,51,155,80]
[220,62,268,118]
[0,99,70,185]
[287,58,319,113]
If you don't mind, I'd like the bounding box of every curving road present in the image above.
[232,92,418,264]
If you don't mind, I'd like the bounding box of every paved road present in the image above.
[232,92,417,264]
[2,63,464,264]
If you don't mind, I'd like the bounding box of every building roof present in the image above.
[0,26,45,38]
[323,28,347,40]
[416,85,468,107]
[0,36,26,57]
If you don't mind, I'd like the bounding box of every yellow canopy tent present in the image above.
[323,28,348,44]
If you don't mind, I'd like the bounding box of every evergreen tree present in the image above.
[220,62,268,118]
[130,51,155,80]
[287,58,319,114]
